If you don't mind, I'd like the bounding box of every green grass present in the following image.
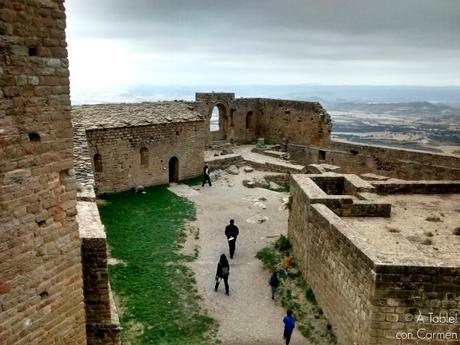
[98,186,217,345]
[256,236,337,345]
[182,175,203,187]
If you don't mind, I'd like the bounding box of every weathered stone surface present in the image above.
[246,214,269,224]
[73,102,203,129]
[289,141,460,181]
[194,93,332,147]
[243,180,256,188]
[0,1,87,344]
[226,165,239,175]
[253,201,267,209]
[243,176,270,189]
[268,181,283,191]
[243,166,254,172]
[288,175,460,345]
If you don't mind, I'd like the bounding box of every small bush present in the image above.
[275,235,291,252]
[305,287,316,303]
[255,247,278,270]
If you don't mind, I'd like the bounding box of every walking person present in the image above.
[225,219,239,259]
[268,271,280,300]
[202,163,212,187]
[214,254,230,295]
[283,309,296,345]
[283,252,293,275]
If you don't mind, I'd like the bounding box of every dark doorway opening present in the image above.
[246,111,254,129]
[169,156,179,183]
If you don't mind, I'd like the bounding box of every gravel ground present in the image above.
[170,169,310,345]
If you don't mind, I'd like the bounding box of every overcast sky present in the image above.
[65,0,460,89]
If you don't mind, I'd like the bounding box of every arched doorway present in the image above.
[168,156,179,183]
[210,105,221,132]
[209,103,227,141]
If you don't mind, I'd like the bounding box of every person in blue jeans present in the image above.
[283,309,296,345]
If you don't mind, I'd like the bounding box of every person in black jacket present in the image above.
[225,219,239,259]
[269,271,280,300]
[202,164,211,187]
[214,254,230,295]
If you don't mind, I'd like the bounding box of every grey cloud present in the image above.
[65,0,460,85]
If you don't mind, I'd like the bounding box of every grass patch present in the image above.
[256,235,337,345]
[182,175,203,186]
[99,186,217,345]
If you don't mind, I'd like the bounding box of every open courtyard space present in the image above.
[169,169,307,345]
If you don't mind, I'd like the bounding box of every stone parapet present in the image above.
[77,201,121,345]
[288,175,460,345]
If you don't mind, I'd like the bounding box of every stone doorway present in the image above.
[169,157,179,183]
[209,103,227,141]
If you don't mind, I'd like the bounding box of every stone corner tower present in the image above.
[0,0,87,343]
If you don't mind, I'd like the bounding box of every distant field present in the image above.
[328,102,460,155]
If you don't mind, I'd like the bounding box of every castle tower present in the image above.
[0,1,87,343]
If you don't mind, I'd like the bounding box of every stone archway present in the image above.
[168,156,179,183]
[209,103,228,141]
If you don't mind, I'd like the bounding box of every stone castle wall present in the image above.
[86,121,205,194]
[194,93,332,147]
[370,265,459,345]
[0,0,87,343]
[288,176,460,345]
[288,140,460,180]
[288,182,374,344]
[77,200,121,345]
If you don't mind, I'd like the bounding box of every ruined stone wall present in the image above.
[86,121,205,194]
[77,201,121,345]
[0,0,87,343]
[249,99,331,147]
[194,92,234,144]
[370,266,459,345]
[194,93,331,147]
[288,176,460,345]
[288,140,460,180]
[288,182,374,345]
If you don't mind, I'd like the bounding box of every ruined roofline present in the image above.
[83,119,205,132]
[71,101,204,130]
[235,97,325,106]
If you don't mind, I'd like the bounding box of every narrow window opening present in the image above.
[29,132,40,142]
[319,150,326,161]
[94,153,103,172]
[140,147,149,166]
[29,47,38,56]
[210,106,221,132]
[246,111,254,129]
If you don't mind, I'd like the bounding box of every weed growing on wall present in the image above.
[99,186,218,345]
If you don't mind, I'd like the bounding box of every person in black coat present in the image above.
[202,164,211,187]
[214,254,230,295]
[269,271,280,300]
[225,219,239,259]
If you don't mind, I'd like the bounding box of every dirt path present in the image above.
[170,169,309,345]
